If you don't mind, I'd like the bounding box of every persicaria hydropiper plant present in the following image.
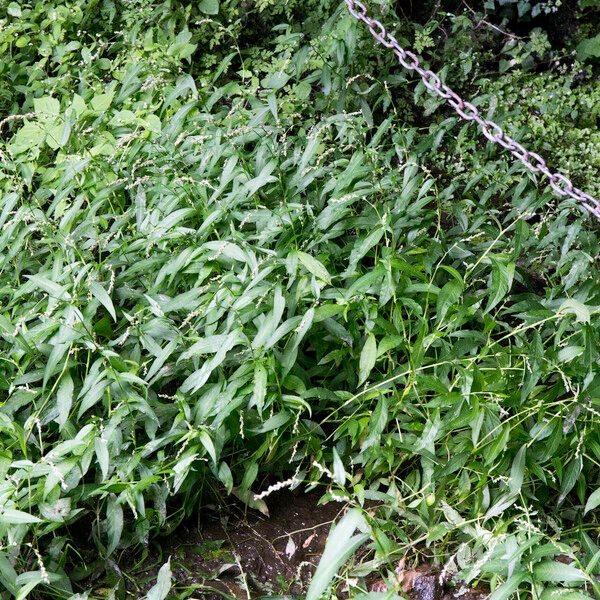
[0,0,599,598]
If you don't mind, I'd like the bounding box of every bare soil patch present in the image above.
[130,491,340,598]
[126,491,487,599]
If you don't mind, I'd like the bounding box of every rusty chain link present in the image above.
[345,0,600,220]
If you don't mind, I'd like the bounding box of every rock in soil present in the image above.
[413,574,442,600]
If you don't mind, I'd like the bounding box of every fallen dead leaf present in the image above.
[285,536,297,559]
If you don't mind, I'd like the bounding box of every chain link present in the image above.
[344,0,600,221]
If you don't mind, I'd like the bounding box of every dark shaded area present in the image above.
[398,0,583,49]
[396,0,463,24]
[116,491,488,600]
[369,563,488,600]
[131,491,342,598]
[484,0,580,45]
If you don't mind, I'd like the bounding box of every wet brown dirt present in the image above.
[133,490,342,598]
[128,490,488,599]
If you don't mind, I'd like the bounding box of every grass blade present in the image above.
[306,509,369,600]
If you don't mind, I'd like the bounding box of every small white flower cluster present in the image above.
[12,317,25,337]
[115,314,139,346]
[175,429,194,460]
[0,112,36,131]
[27,543,50,585]
[125,175,151,190]
[179,307,203,329]
[312,460,334,480]
[253,476,298,501]
[328,490,351,503]
[43,457,68,491]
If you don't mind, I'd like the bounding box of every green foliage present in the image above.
[0,0,599,598]
[484,0,563,19]
[306,509,369,600]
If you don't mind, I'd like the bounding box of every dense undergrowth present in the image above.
[0,0,600,598]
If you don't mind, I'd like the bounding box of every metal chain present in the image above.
[344,0,600,220]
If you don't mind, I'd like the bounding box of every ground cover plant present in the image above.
[0,0,599,598]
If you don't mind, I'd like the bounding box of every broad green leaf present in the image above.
[71,93,86,115]
[173,454,198,493]
[39,498,71,522]
[558,299,591,324]
[558,346,584,364]
[248,411,290,434]
[415,414,442,452]
[426,522,450,544]
[145,559,172,600]
[106,495,123,555]
[251,363,268,415]
[43,341,69,389]
[241,462,258,493]
[558,457,582,504]
[292,307,314,348]
[12,121,44,151]
[252,289,285,350]
[484,424,510,465]
[44,120,70,149]
[489,572,528,600]
[199,429,217,463]
[263,71,289,90]
[343,228,384,277]
[218,462,233,494]
[577,33,600,61]
[56,373,74,429]
[358,334,377,385]
[485,259,514,313]
[297,251,331,284]
[202,241,247,262]
[533,560,588,584]
[306,509,369,600]
[89,281,116,321]
[91,92,115,112]
[25,274,70,301]
[332,448,346,486]
[198,0,219,14]
[361,396,388,451]
[0,552,17,597]
[180,335,233,359]
[509,445,526,495]
[485,492,517,520]
[436,279,463,323]
[584,487,600,514]
[95,437,110,481]
[0,509,41,524]
[77,380,108,418]
[264,316,302,351]
[15,571,62,600]
[33,96,60,117]
[146,339,178,381]
[245,163,277,196]
[7,2,21,16]
[231,488,269,516]
[540,589,594,600]
[180,331,242,393]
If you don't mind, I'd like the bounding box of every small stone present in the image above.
[412,574,442,600]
